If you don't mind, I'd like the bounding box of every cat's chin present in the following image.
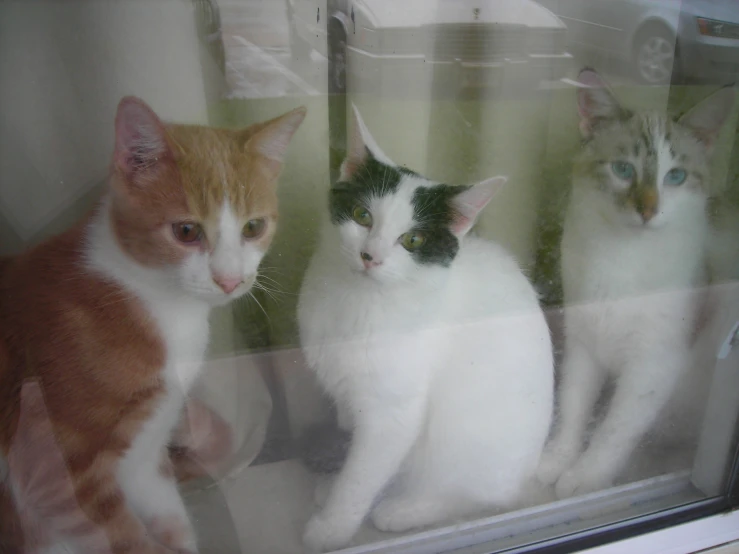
[185,287,250,307]
[353,267,379,279]
[209,294,242,307]
[627,217,665,230]
[216,289,252,306]
[350,266,394,285]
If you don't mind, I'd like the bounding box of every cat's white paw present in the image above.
[148,514,198,553]
[537,444,578,486]
[555,463,612,499]
[371,497,430,533]
[303,512,357,553]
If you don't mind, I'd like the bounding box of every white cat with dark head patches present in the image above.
[537,69,736,499]
[297,105,554,551]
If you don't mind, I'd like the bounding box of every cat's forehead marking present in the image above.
[369,176,420,230]
[611,113,676,186]
[210,199,243,274]
[168,124,278,222]
[219,198,241,239]
[216,155,229,194]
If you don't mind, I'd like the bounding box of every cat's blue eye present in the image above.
[664,168,687,186]
[611,161,635,181]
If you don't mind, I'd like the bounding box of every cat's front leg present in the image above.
[538,342,604,485]
[555,353,684,498]
[120,450,198,553]
[303,398,426,552]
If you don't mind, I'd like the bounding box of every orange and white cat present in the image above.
[0,97,306,553]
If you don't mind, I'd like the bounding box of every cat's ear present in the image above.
[340,104,395,181]
[678,86,736,148]
[113,96,171,181]
[450,176,507,237]
[245,106,307,176]
[576,68,626,137]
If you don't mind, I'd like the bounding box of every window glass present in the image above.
[1,1,738,553]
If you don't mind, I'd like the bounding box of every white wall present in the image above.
[0,0,211,247]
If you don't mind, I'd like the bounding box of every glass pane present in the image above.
[1,1,738,553]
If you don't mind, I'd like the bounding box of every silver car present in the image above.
[537,0,739,85]
[287,0,573,96]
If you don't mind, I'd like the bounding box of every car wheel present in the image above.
[330,39,347,93]
[633,25,678,85]
[193,0,226,75]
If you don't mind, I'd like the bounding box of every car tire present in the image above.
[327,18,347,94]
[329,39,347,93]
[633,24,679,85]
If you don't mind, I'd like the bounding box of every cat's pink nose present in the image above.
[213,275,242,294]
[640,208,656,223]
[361,252,381,269]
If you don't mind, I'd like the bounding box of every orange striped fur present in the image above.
[0,97,305,553]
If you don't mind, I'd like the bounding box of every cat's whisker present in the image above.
[254,280,293,301]
[252,284,280,304]
[257,273,286,288]
[258,283,287,296]
[257,266,289,277]
[254,283,286,298]
[247,290,270,321]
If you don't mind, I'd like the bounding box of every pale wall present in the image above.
[0,0,211,251]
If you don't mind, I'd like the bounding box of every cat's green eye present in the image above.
[611,161,635,181]
[243,218,266,239]
[400,232,426,251]
[664,168,687,186]
[173,222,203,244]
[352,206,373,227]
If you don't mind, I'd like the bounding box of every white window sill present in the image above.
[183,458,737,554]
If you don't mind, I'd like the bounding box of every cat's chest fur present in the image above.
[86,212,211,465]
[310,281,433,337]
[563,200,707,301]
[562,194,708,361]
[299,253,447,402]
[118,293,209,476]
[138,293,210,390]
[87,214,211,387]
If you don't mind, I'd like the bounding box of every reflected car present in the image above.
[287,0,573,96]
[536,0,739,85]
[193,0,226,76]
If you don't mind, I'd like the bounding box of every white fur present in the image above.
[336,177,449,287]
[179,199,266,306]
[298,176,553,551]
[537,153,711,499]
[708,203,739,282]
[81,196,267,551]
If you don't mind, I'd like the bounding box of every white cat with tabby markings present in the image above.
[298,106,554,551]
[537,69,736,499]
